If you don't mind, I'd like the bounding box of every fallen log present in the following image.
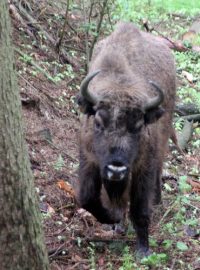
[175,114,200,123]
[153,32,200,53]
[175,103,200,116]
[142,20,200,53]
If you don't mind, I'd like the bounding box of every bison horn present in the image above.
[80,70,100,104]
[143,81,164,111]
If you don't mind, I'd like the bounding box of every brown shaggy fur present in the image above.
[77,22,176,255]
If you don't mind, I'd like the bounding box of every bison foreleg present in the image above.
[130,200,150,255]
[154,170,162,205]
[78,164,117,224]
[130,177,153,255]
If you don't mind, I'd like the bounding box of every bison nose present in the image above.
[106,163,128,181]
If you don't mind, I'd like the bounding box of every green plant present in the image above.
[119,246,135,270]
[141,252,168,267]
[19,53,33,63]
[176,241,188,251]
[113,0,200,25]
[179,175,192,193]
[175,52,200,111]
[88,242,96,270]
[149,238,158,247]
[162,239,173,250]
[54,154,65,171]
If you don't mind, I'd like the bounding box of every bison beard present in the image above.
[76,22,176,256]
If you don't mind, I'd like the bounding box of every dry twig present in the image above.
[56,0,70,54]
[89,0,109,60]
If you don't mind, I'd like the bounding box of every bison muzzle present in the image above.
[76,22,176,256]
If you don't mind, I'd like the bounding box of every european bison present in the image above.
[76,22,176,255]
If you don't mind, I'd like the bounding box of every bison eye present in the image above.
[127,118,144,134]
[94,110,108,131]
[127,109,144,133]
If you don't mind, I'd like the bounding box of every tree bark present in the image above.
[0,1,49,269]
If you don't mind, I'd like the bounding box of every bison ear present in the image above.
[76,94,96,115]
[144,107,165,124]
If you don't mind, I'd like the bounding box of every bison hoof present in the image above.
[135,247,152,259]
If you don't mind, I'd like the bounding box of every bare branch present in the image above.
[55,0,70,54]
[82,0,90,71]
[89,0,109,61]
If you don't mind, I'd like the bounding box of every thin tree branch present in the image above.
[89,0,109,61]
[88,0,95,24]
[82,0,90,71]
[56,0,70,54]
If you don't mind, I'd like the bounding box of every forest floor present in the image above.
[11,2,200,269]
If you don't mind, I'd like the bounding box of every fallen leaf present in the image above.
[62,216,69,222]
[77,208,92,218]
[57,180,75,197]
[182,70,194,83]
[98,256,105,266]
[73,254,82,262]
[187,179,200,193]
[48,204,56,214]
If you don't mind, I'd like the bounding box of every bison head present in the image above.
[79,71,165,184]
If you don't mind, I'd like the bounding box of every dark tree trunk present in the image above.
[0,1,49,269]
